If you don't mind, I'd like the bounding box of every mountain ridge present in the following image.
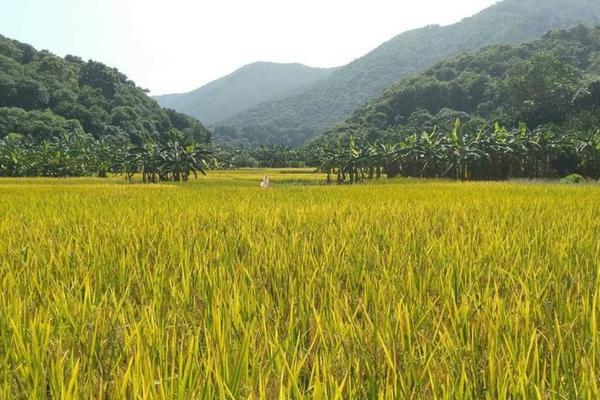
[153,62,336,126]
[216,0,600,146]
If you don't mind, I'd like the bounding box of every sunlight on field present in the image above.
[1,170,599,398]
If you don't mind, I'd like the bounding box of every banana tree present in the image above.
[448,119,486,180]
[575,130,600,179]
[372,143,402,178]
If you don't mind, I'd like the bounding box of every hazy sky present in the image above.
[2,0,497,95]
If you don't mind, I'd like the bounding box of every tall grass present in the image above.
[0,171,599,398]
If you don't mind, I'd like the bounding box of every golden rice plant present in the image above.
[0,171,599,399]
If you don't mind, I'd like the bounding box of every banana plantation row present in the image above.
[0,121,599,181]
[0,130,211,182]
[317,122,600,183]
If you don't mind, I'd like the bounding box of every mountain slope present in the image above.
[0,34,210,144]
[153,62,335,126]
[218,0,600,146]
[316,25,600,145]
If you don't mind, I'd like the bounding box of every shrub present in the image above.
[560,173,585,184]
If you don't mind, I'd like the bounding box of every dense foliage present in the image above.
[0,34,211,164]
[211,144,307,169]
[154,62,334,126]
[326,25,600,143]
[214,0,600,146]
[0,129,211,181]
[313,122,600,184]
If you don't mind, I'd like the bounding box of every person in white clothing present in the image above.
[260,175,270,189]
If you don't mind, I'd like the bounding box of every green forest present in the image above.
[333,26,600,142]
[0,34,210,178]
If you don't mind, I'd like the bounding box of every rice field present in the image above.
[0,170,599,399]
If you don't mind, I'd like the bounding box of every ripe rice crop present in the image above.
[0,170,599,398]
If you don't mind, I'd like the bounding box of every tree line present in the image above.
[0,127,311,179]
[3,120,598,183]
[0,129,211,181]
[314,121,600,183]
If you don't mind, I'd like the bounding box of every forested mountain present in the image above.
[154,62,335,126]
[317,25,600,144]
[216,0,600,146]
[0,34,210,145]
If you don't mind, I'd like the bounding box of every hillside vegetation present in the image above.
[298,26,600,182]
[217,0,600,146]
[324,25,600,142]
[0,35,210,146]
[154,62,335,126]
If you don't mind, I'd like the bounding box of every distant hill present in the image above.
[0,34,210,144]
[216,0,600,146]
[315,25,600,145]
[153,62,335,126]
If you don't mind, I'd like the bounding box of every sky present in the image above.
[1,0,497,95]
